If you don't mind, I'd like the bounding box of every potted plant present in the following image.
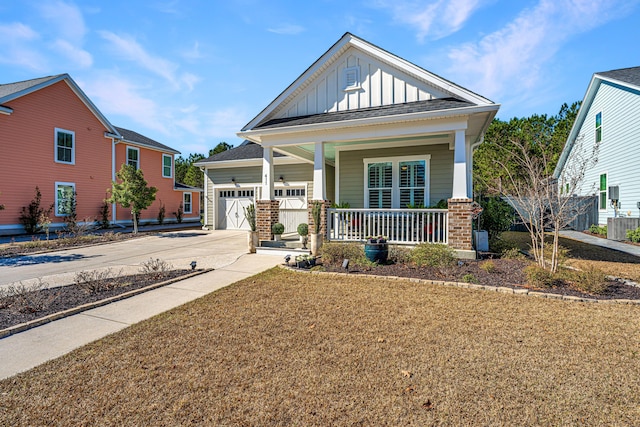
[295,254,316,268]
[243,203,259,253]
[272,222,285,241]
[297,223,309,249]
[364,235,388,263]
[310,201,323,256]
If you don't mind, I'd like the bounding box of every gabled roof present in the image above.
[242,32,495,132]
[174,182,202,192]
[554,65,640,177]
[597,66,640,89]
[113,126,180,155]
[195,140,285,164]
[255,97,475,130]
[0,74,119,134]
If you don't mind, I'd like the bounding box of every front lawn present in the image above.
[1,268,638,425]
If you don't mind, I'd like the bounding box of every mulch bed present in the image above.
[0,270,190,330]
[322,258,640,301]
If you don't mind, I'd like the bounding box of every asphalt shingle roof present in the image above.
[197,141,285,163]
[0,75,63,99]
[597,66,640,88]
[114,126,179,154]
[255,97,475,129]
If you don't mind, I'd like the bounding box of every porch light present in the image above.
[279,175,285,182]
[231,177,236,183]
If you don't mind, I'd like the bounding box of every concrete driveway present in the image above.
[0,229,248,290]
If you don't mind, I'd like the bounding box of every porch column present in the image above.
[261,147,274,201]
[312,141,326,201]
[452,129,469,199]
[256,147,278,241]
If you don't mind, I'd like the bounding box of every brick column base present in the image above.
[308,200,330,235]
[256,200,280,241]
[447,198,473,251]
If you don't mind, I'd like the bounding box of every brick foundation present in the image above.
[447,198,473,251]
[308,200,330,235]
[256,200,280,241]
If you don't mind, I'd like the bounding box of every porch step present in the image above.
[256,246,310,257]
[260,239,305,249]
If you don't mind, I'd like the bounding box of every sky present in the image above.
[1,0,639,157]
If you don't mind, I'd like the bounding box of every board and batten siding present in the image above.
[274,47,449,120]
[568,81,640,225]
[337,143,453,208]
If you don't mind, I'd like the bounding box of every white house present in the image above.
[197,33,499,256]
[555,66,640,225]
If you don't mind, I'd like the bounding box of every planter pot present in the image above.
[274,234,282,241]
[296,260,307,268]
[364,242,388,263]
[247,231,259,254]
[309,233,323,256]
[300,235,308,249]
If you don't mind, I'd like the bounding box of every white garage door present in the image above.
[276,187,307,233]
[217,189,254,230]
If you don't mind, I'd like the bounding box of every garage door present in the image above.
[217,189,254,230]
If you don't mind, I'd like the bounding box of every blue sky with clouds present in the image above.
[1,0,639,156]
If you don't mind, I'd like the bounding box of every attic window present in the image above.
[343,66,360,91]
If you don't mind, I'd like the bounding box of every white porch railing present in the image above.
[327,208,448,244]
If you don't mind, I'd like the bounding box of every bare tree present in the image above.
[493,134,597,272]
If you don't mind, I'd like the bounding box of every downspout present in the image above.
[110,137,125,228]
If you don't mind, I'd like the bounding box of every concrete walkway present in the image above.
[0,253,282,380]
[559,230,640,257]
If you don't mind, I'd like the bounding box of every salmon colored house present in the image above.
[0,74,200,235]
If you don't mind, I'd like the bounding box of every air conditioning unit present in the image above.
[609,185,619,200]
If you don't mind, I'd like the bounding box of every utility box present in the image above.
[473,230,489,252]
[607,217,640,241]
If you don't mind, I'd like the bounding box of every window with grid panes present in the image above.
[399,160,426,207]
[367,162,392,208]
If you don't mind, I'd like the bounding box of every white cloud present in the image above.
[81,73,168,134]
[267,24,305,35]
[0,23,47,70]
[99,31,198,91]
[373,0,487,41]
[442,0,635,103]
[51,39,93,68]
[38,1,93,68]
[182,41,205,61]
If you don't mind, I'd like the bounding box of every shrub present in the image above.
[478,196,515,241]
[501,247,526,260]
[19,187,54,234]
[626,226,640,243]
[74,269,123,294]
[272,222,285,235]
[62,191,78,233]
[524,265,555,288]
[297,223,308,236]
[321,242,368,266]
[157,202,166,225]
[409,244,456,268]
[388,245,412,265]
[140,258,173,278]
[480,260,496,273]
[98,200,111,229]
[462,273,478,284]
[7,280,58,314]
[567,265,609,295]
[589,224,607,236]
[174,202,184,224]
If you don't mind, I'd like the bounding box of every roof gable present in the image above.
[555,65,640,176]
[243,33,494,131]
[0,74,118,134]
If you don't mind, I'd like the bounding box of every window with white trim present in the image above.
[183,192,192,214]
[162,154,172,178]
[364,156,430,208]
[127,147,140,170]
[595,112,602,143]
[55,128,75,164]
[599,173,607,210]
[55,182,75,216]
